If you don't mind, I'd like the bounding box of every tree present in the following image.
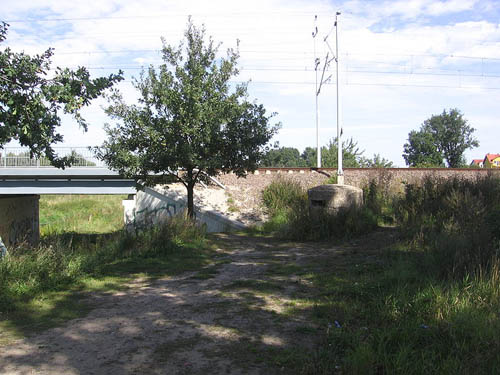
[260,144,302,167]
[402,109,479,168]
[402,129,444,167]
[0,23,123,167]
[300,147,317,167]
[98,20,279,218]
[359,153,394,168]
[298,138,366,168]
[321,137,364,168]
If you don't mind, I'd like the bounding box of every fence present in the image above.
[0,147,105,168]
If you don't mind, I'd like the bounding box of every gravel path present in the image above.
[0,234,328,375]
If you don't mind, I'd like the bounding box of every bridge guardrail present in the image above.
[0,147,105,168]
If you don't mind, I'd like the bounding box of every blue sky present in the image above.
[2,0,499,166]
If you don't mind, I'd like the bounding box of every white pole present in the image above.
[336,12,344,185]
[314,17,321,168]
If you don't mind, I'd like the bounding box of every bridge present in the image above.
[0,147,135,246]
[0,168,136,195]
[0,147,244,247]
[0,147,136,195]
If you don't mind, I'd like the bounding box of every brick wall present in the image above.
[215,168,500,213]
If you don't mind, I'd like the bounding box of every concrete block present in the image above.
[308,184,363,217]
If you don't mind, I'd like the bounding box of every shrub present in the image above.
[261,177,382,241]
[261,177,307,217]
[0,216,207,313]
[395,176,500,279]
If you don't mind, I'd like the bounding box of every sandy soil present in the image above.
[158,183,267,226]
[0,234,331,375]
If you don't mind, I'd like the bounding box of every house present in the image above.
[484,153,500,168]
[471,159,484,168]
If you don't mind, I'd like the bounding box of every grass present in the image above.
[3,182,500,373]
[0,195,213,345]
[210,230,500,374]
[259,176,382,240]
[239,176,500,373]
[40,195,126,235]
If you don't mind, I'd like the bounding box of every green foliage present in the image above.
[359,153,394,168]
[0,23,122,168]
[40,195,125,235]
[261,177,306,217]
[260,177,381,240]
[324,174,338,184]
[295,137,367,168]
[98,19,278,217]
[0,217,208,316]
[259,144,303,167]
[301,146,318,167]
[0,194,208,343]
[403,129,445,167]
[395,176,500,279]
[259,137,394,168]
[321,137,364,168]
[403,108,479,168]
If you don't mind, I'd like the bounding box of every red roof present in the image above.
[485,154,500,162]
[471,159,483,165]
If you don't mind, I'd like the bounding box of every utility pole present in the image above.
[313,16,334,169]
[312,16,321,168]
[335,12,344,185]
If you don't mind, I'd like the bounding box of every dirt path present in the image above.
[0,233,348,375]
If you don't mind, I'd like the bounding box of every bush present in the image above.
[0,216,207,313]
[396,176,500,279]
[261,177,382,241]
[261,177,307,217]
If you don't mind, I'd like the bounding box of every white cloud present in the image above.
[2,0,499,166]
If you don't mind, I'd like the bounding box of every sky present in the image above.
[2,0,499,167]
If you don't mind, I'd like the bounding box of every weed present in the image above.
[260,177,381,241]
[0,196,211,344]
[396,176,500,279]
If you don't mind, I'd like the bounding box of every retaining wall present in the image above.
[123,187,246,232]
[215,168,500,212]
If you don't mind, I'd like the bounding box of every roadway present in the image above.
[0,168,136,195]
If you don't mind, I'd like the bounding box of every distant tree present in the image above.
[298,138,365,168]
[403,129,444,167]
[321,137,364,168]
[260,144,302,167]
[0,23,123,167]
[360,153,394,168]
[301,147,317,167]
[403,109,479,168]
[98,20,279,218]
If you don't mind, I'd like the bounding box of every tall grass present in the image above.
[1,194,209,319]
[300,176,500,374]
[40,195,125,235]
[396,176,500,279]
[260,177,384,240]
[0,217,207,313]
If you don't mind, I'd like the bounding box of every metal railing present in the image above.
[0,147,105,168]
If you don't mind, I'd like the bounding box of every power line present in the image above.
[9,44,499,63]
[3,11,327,23]
[78,64,500,79]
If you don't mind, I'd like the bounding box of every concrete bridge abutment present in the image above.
[0,194,40,246]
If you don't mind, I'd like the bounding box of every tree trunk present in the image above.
[186,170,195,219]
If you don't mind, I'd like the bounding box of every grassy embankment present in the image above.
[0,195,215,345]
[257,176,500,374]
[2,178,500,374]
